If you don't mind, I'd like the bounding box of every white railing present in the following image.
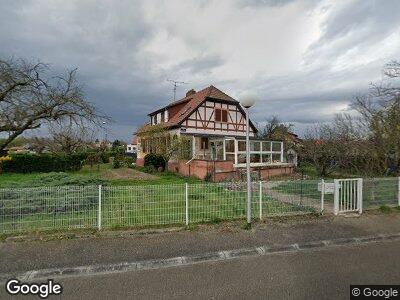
[1,177,399,234]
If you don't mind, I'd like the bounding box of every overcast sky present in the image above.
[1,0,399,141]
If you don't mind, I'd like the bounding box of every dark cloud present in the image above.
[0,0,399,140]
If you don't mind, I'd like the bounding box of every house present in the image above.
[126,136,138,156]
[136,85,294,181]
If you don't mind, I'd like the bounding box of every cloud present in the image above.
[0,0,399,140]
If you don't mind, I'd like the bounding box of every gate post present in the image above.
[333,179,339,215]
[259,181,262,220]
[398,177,400,206]
[98,185,102,230]
[320,179,325,214]
[357,178,363,214]
[185,183,189,225]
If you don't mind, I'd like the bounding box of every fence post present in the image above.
[333,179,339,215]
[358,178,363,214]
[259,181,262,220]
[185,183,189,226]
[98,185,102,230]
[398,177,400,206]
[320,179,325,214]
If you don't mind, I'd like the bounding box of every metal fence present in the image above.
[1,178,399,234]
[0,181,319,234]
[363,177,400,209]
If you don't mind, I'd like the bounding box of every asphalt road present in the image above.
[3,240,399,300]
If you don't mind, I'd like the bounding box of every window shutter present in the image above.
[215,109,221,122]
[222,110,228,122]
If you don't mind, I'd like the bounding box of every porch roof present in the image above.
[182,132,282,141]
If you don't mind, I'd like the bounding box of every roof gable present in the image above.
[148,85,258,133]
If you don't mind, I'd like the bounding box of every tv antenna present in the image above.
[167,79,188,101]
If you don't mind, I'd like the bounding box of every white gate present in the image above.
[333,178,363,215]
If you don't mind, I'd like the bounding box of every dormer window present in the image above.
[215,108,228,123]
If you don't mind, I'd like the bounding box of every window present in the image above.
[235,139,283,165]
[262,142,271,151]
[250,141,260,151]
[222,110,228,122]
[225,140,234,152]
[272,142,282,151]
[200,137,209,150]
[272,153,281,163]
[215,108,228,122]
[215,109,221,122]
[250,154,261,163]
[238,141,246,151]
[161,111,165,123]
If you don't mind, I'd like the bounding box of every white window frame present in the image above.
[233,139,284,167]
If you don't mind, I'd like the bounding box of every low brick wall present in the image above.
[168,160,294,181]
[136,158,144,167]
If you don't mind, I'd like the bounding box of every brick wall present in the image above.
[167,160,294,181]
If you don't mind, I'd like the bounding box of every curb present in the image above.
[1,232,400,283]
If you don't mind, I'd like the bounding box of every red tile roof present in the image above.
[150,85,238,125]
[146,85,258,133]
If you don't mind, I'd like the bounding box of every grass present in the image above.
[379,205,392,213]
[0,182,315,234]
[271,177,399,210]
[0,163,320,234]
[0,163,201,188]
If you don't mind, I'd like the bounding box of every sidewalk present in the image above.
[1,211,399,274]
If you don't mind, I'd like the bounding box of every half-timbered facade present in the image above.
[136,86,294,181]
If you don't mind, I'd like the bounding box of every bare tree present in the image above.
[47,121,95,154]
[303,60,400,176]
[257,116,294,141]
[0,57,109,151]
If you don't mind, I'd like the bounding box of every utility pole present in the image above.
[167,79,188,101]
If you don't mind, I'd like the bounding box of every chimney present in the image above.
[186,89,196,97]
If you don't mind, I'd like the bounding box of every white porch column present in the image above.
[192,136,196,158]
[234,139,238,165]
[223,139,226,160]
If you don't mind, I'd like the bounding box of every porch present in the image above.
[168,134,294,181]
[188,134,286,167]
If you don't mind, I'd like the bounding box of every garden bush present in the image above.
[113,157,122,169]
[0,153,88,173]
[100,151,112,163]
[144,153,166,171]
[123,156,135,168]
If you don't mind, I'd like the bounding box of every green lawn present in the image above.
[0,182,315,234]
[0,163,318,234]
[0,163,201,188]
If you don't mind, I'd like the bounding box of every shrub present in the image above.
[100,151,112,163]
[141,165,156,174]
[0,153,87,173]
[113,157,122,169]
[0,155,12,172]
[123,156,135,168]
[144,153,166,171]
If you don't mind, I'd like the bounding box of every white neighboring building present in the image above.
[126,136,137,154]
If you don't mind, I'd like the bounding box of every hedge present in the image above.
[0,153,88,173]
[144,153,166,171]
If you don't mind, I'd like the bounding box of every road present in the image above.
[3,239,399,299]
